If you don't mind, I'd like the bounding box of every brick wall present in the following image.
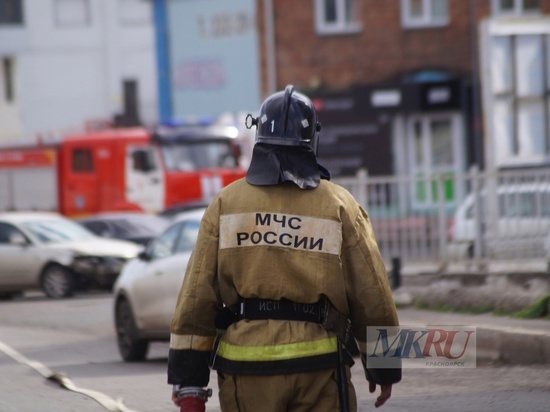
[261,0,520,91]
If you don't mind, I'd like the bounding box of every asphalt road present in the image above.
[0,292,550,412]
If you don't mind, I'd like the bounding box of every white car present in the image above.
[113,208,205,361]
[447,184,550,259]
[0,211,141,299]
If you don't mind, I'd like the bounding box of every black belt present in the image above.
[239,296,351,343]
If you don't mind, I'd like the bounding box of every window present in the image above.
[489,33,550,163]
[315,0,362,35]
[132,149,157,172]
[81,221,110,236]
[499,192,537,218]
[160,141,238,171]
[2,57,14,103]
[149,223,180,260]
[0,0,23,24]
[0,223,26,244]
[72,149,94,172]
[401,0,449,29]
[175,220,200,253]
[492,0,540,16]
[55,0,91,27]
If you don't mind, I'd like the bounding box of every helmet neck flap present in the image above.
[246,143,330,189]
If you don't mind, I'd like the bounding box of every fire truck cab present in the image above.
[152,122,244,210]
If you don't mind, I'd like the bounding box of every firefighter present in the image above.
[168,85,402,412]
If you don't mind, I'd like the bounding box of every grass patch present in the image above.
[458,306,493,315]
[492,308,517,317]
[413,298,455,312]
[513,295,550,319]
[411,296,550,320]
[413,298,493,314]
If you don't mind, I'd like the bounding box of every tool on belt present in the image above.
[237,295,352,412]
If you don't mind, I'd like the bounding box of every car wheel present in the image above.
[115,298,149,361]
[41,264,75,299]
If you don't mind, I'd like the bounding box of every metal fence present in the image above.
[333,167,550,268]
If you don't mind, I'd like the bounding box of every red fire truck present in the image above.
[0,123,246,217]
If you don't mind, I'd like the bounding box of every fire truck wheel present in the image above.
[115,298,149,361]
[41,264,75,299]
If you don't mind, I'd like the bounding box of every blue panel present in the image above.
[166,0,261,119]
[153,0,172,122]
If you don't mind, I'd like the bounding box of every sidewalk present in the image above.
[392,259,550,365]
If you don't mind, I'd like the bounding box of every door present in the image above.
[63,147,99,215]
[131,222,183,329]
[0,223,42,288]
[406,113,465,210]
[160,219,200,318]
[125,145,165,213]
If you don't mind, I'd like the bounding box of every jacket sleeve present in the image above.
[341,203,402,386]
[167,204,221,387]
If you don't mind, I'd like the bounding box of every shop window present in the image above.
[401,0,448,29]
[0,0,23,24]
[314,0,362,35]
[72,149,94,172]
[408,115,458,206]
[431,119,453,166]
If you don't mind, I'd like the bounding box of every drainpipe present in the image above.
[264,0,277,95]
[469,0,483,169]
[153,0,172,122]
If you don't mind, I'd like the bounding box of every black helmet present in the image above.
[246,85,322,155]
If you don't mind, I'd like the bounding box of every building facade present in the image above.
[255,0,550,197]
[0,0,158,142]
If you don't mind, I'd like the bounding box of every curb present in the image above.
[395,305,550,366]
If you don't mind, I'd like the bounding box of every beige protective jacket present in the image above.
[167,178,399,386]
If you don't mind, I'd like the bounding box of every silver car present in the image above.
[113,208,204,361]
[0,211,141,299]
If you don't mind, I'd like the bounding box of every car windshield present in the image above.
[22,219,97,243]
[161,140,237,171]
[108,216,168,237]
